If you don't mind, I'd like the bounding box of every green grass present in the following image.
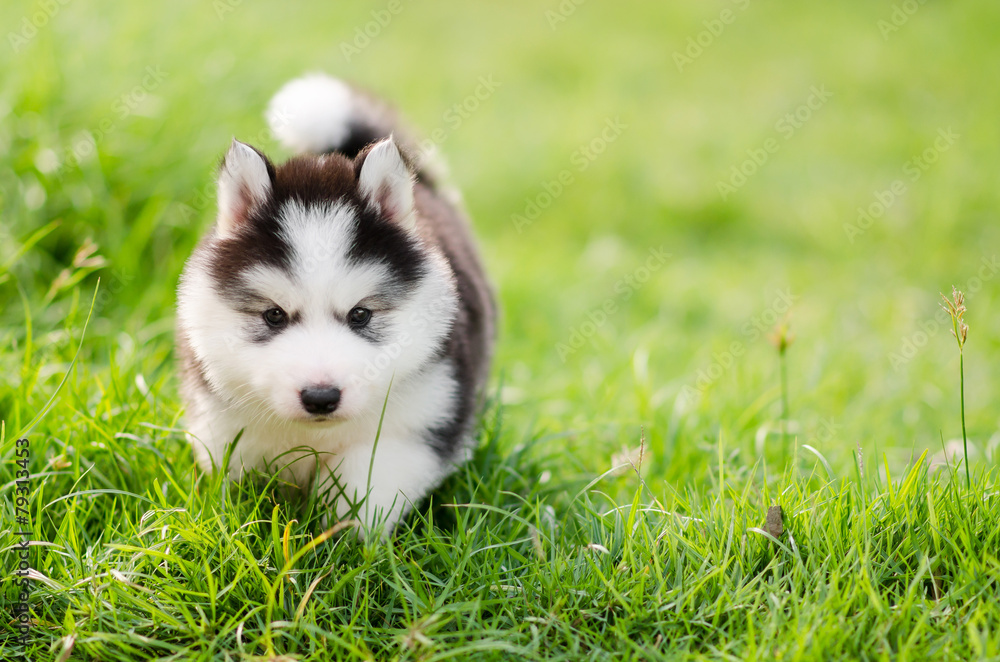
[2,0,1000,659]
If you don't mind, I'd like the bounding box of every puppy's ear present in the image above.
[217,139,274,237]
[357,137,415,231]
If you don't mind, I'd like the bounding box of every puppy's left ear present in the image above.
[357,137,416,231]
[217,139,274,238]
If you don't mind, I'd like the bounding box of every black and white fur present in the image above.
[176,74,495,535]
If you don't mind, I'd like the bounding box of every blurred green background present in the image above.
[2,0,998,477]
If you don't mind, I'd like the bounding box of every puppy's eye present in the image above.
[348,307,372,328]
[263,307,288,328]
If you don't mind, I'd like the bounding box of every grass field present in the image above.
[2,0,1000,659]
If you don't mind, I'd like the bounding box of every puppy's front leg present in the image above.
[321,436,445,539]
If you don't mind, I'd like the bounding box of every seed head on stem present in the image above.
[940,286,970,489]
[768,315,795,355]
[940,286,968,350]
[769,313,794,467]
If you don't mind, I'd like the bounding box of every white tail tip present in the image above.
[266,73,355,154]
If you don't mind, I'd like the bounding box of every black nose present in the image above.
[300,387,341,415]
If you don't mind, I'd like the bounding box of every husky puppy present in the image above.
[176,74,495,535]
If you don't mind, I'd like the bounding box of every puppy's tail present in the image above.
[266,73,443,186]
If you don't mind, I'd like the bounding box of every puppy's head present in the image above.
[178,138,457,424]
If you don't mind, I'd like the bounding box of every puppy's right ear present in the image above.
[216,139,274,237]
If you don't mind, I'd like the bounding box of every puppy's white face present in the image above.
[178,140,457,427]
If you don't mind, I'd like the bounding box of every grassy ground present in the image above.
[2,0,999,659]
